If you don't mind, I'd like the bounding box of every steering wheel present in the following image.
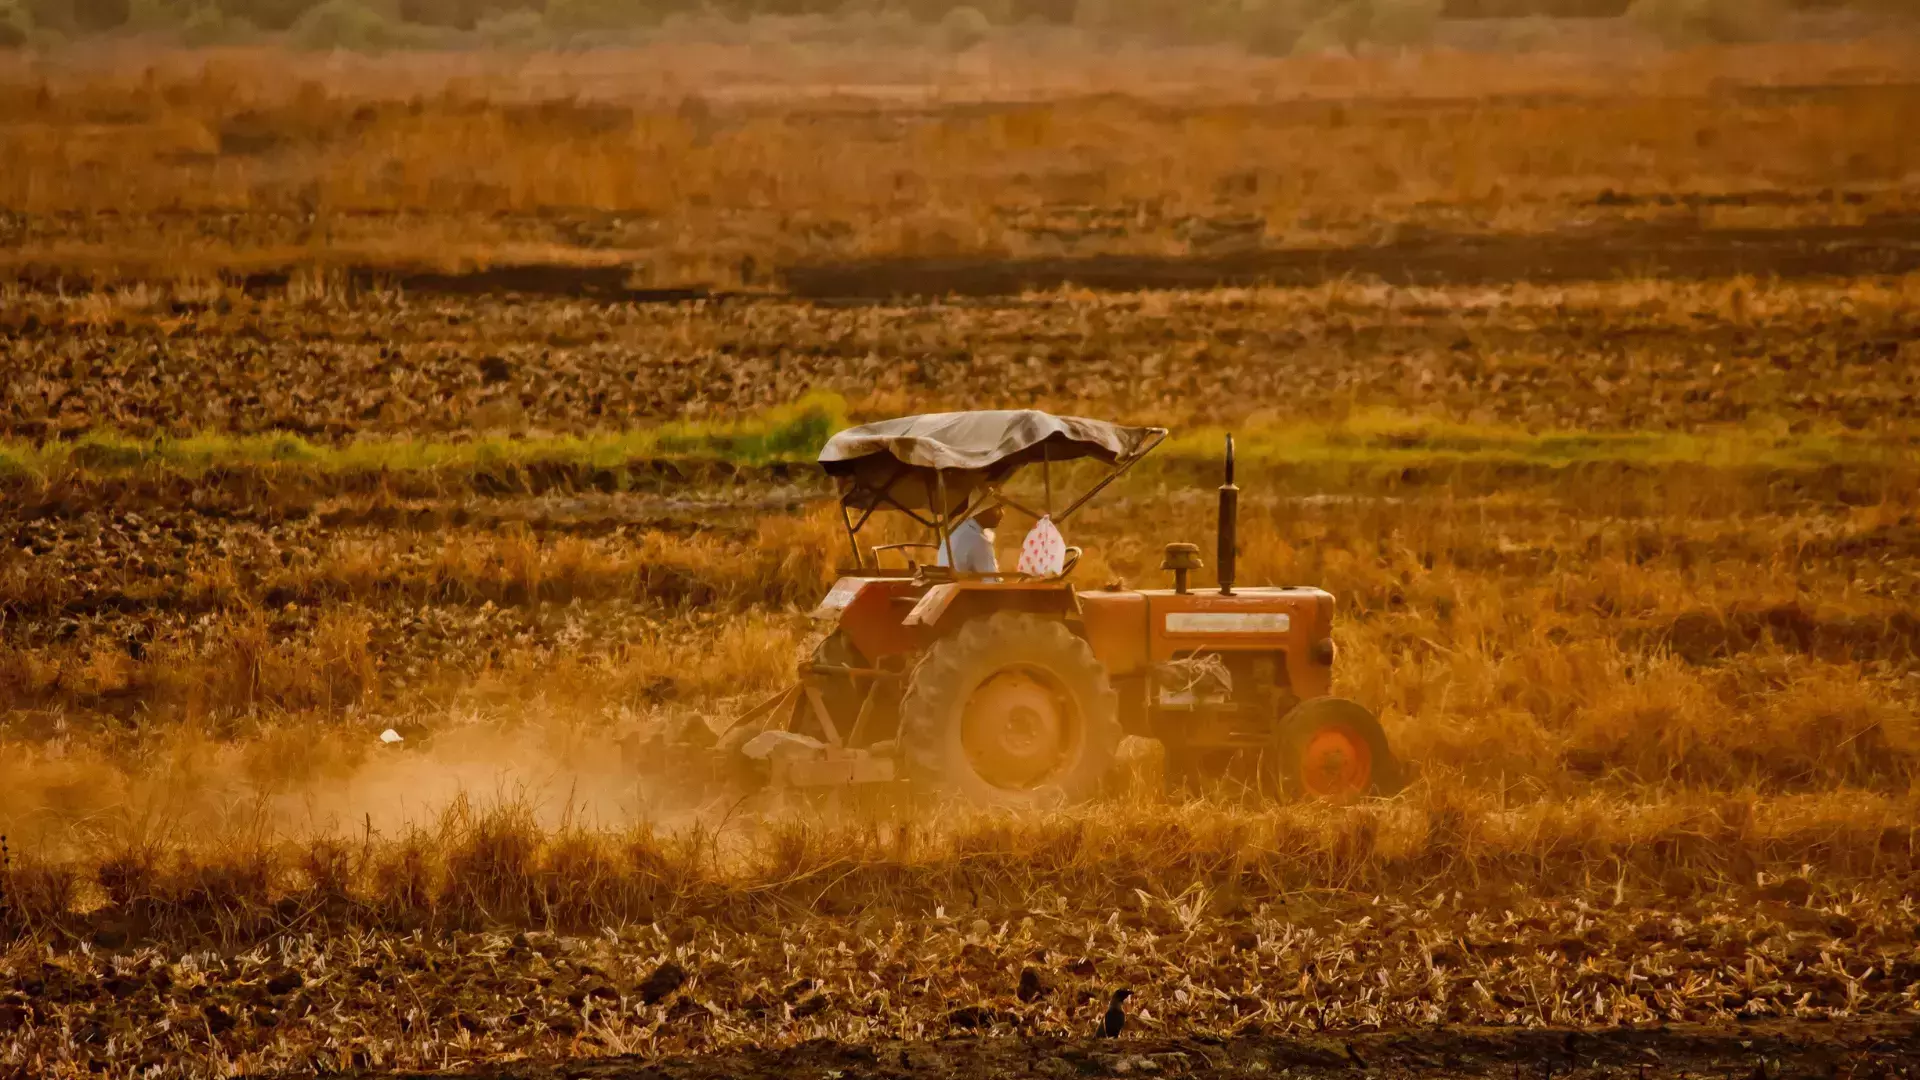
[1057,546,1082,579]
[870,542,940,569]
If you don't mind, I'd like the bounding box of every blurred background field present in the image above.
[3,6,1919,290]
[0,0,1907,54]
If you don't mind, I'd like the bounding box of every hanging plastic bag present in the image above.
[1018,515,1068,578]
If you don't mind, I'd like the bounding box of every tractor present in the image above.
[669,409,1400,807]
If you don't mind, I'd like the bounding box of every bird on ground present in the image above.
[1099,988,1132,1037]
[638,961,687,1005]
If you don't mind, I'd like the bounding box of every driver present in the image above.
[937,505,1004,573]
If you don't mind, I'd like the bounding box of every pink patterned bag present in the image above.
[1018,516,1068,577]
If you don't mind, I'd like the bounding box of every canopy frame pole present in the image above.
[849,463,949,528]
[1057,428,1169,524]
[860,488,939,530]
[979,485,1044,523]
[846,462,910,535]
[1042,440,1053,518]
[933,469,952,567]
[839,500,863,568]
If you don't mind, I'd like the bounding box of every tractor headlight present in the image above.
[1308,638,1336,666]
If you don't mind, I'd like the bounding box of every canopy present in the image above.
[821,410,1155,474]
[820,410,1162,516]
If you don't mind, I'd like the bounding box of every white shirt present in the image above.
[937,517,997,573]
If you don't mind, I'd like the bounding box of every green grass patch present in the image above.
[1166,410,1897,472]
[650,392,847,465]
[0,393,849,478]
[0,402,1898,483]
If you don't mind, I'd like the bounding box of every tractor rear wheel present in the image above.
[1275,698,1400,799]
[899,612,1120,808]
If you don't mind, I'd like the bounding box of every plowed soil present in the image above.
[783,215,1920,299]
[403,1022,1920,1080]
[6,273,1917,439]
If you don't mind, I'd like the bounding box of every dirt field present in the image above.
[433,1022,1920,1079]
[4,33,1920,1080]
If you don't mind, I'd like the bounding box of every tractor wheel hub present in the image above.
[960,670,1075,791]
[1297,723,1374,797]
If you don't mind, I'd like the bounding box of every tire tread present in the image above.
[898,612,1119,807]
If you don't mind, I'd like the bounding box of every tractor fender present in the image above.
[904,581,1081,630]
[811,576,894,621]
[902,584,963,627]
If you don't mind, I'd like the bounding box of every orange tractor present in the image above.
[683,410,1400,806]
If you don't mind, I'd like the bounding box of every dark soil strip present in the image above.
[818,81,1920,126]
[0,261,723,303]
[247,264,717,303]
[0,458,827,513]
[358,1019,1920,1079]
[3,459,1904,513]
[782,217,1920,300]
[10,218,1918,303]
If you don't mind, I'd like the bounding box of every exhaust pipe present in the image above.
[1218,433,1237,596]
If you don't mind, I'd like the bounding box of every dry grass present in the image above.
[5,791,1920,1075]
[5,469,1917,833]
[2,41,1917,286]
[8,787,1919,941]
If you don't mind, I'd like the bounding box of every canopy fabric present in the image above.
[820,410,1155,476]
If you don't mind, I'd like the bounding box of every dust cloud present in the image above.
[0,714,679,859]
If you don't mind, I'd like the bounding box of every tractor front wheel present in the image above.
[1275,698,1401,799]
[899,612,1120,808]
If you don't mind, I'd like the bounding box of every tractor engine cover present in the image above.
[1079,585,1334,699]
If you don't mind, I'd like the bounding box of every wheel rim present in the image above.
[959,668,1079,791]
[1297,721,1374,797]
